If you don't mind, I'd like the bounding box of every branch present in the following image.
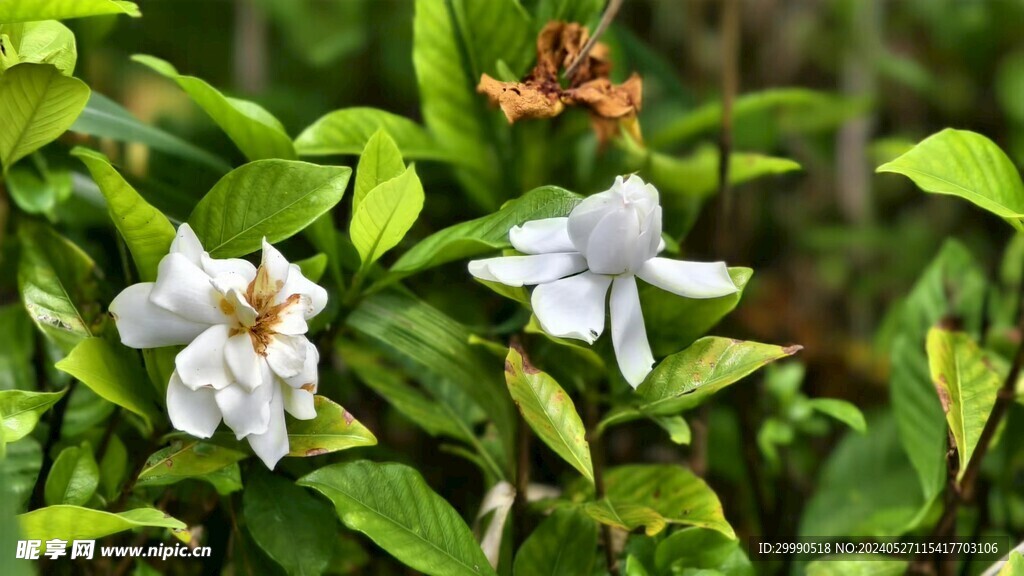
[564,0,624,80]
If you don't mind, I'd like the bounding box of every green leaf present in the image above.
[244,470,335,576]
[807,398,866,433]
[387,186,581,282]
[412,0,498,207]
[1,437,41,511]
[0,449,32,576]
[188,159,351,258]
[455,0,533,80]
[295,107,448,161]
[347,291,514,471]
[926,328,1002,482]
[999,552,1024,576]
[0,63,89,172]
[806,556,909,576]
[70,92,231,173]
[18,506,189,543]
[44,442,98,506]
[97,434,127,500]
[513,508,597,576]
[636,337,802,416]
[351,164,425,268]
[131,54,295,161]
[604,464,736,539]
[0,21,77,76]
[294,253,327,283]
[284,396,377,457]
[654,528,753,576]
[55,338,160,429]
[0,388,65,443]
[878,129,1024,230]
[135,440,247,491]
[650,415,691,445]
[299,460,497,576]
[890,240,986,510]
[504,346,593,481]
[0,305,35,391]
[72,147,175,281]
[582,500,666,536]
[534,0,604,23]
[17,221,98,352]
[6,160,72,216]
[641,268,752,357]
[0,0,139,24]
[354,129,406,212]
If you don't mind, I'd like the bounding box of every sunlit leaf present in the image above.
[285,396,377,457]
[0,0,139,24]
[354,129,406,212]
[295,107,449,161]
[299,460,496,576]
[18,506,189,543]
[0,388,66,444]
[0,21,76,76]
[582,500,666,536]
[351,164,424,268]
[135,440,247,493]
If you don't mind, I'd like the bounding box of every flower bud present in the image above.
[567,175,662,275]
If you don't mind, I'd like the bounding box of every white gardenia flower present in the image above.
[109,224,327,469]
[469,175,738,388]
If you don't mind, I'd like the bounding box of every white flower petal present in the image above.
[531,272,612,344]
[468,253,587,287]
[617,174,659,214]
[509,218,575,254]
[110,283,209,348]
[166,371,221,438]
[610,275,655,388]
[151,253,228,325]
[215,369,273,439]
[567,191,618,253]
[169,223,204,265]
[584,207,640,275]
[284,340,319,390]
[175,324,234,390]
[225,333,262,392]
[282,385,316,420]
[269,295,310,335]
[201,253,257,282]
[636,258,738,299]
[265,334,308,379]
[246,383,289,469]
[276,264,328,319]
[631,205,663,271]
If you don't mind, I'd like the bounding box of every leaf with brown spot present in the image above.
[505,345,593,482]
[286,396,377,457]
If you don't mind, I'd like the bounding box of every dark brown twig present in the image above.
[563,0,624,80]
[513,413,531,549]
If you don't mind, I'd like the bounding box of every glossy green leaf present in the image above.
[654,528,753,576]
[354,129,405,211]
[999,552,1024,576]
[44,442,98,506]
[641,268,752,357]
[286,396,377,457]
[0,62,89,172]
[295,107,448,160]
[0,21,76,76]
[347,291,514,470]
[136,440,247,490]
[132,54,295,161]
[926,328,1002,482]
[0,450,31,576]
[636,337,801,416]
[806,556,909,575]
[98,434,127,500]
[188,160,351,258]
[650,415,692,445]
[0,305,35,391]
[808,398,866,433]
[513,508,597,576]
[604,464,736,539]
[18,506,189,543]
[17,221,98,352]
[299,460,496,576]
[244,471,335,576]
[890,240,985,510]
[0,0,139,24]
[351,164,424,268]
[387,186,581,282]
[73,147,175,281]
[582,500,666,536]
[6,160,72,216]
[70,92,231,173]
[0,388,65,443]
[55,337,160,429]
[878,129,1024,230]
[504,346,593,481]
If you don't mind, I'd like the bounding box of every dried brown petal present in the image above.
[477,73,564,124]
[563,73,643,119]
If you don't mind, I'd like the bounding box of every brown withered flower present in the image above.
[476,21,643,145]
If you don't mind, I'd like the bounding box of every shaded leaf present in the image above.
[654,527,753,576]
[244,470,335,576]
[0,305,35,391]
[806,555,908,575]
[44,442,98,506]
[299,460,496,576]
[295,107,448,161]
[582,500,666,536]
[0,389,65,444]
[808,398,866,433]
[513,507,597,576]
[55,337,160,429]
[188,160,350,258]
[504,346,593,481]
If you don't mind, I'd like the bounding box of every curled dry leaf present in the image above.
[476,21,643,144]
